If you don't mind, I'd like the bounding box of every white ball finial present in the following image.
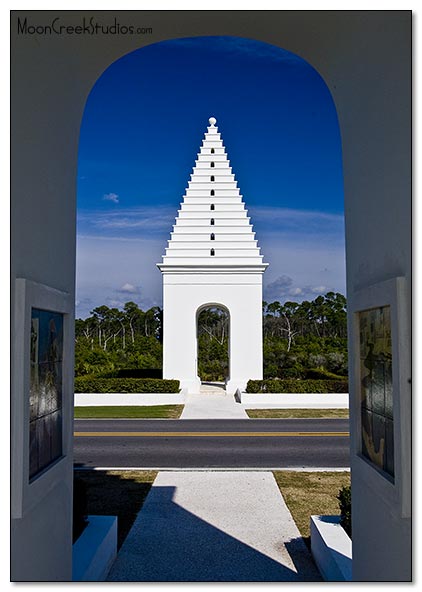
[209,117,217,126]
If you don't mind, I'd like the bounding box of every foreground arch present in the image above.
[11,11,411,581]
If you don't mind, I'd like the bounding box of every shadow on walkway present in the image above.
[107,484,321,582]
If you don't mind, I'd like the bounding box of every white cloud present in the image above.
[311,285,327,294]
[265,278,336,303]
[119,283,138,294]
[106,299,124,308]
[264,275,294,300]
[77,205,175,236]
[262,231,346,303]
[102,193,119,204]
[289,287,303,296]
[76,234,163,318]
[249,206,345,239]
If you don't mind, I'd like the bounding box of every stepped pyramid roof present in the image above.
[157,117,268,273]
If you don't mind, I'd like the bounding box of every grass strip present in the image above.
[75,469,157,549]
[273,470,351,548]
[246,408,349,419]
[74,405,184,419]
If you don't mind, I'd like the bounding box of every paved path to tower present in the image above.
[105,386,323,581]
[107,471,321,582]
[180,382,248,419]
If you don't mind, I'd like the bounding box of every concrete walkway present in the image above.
[106,384,322,581]
[180,382,248,419]
[107,471,321,582]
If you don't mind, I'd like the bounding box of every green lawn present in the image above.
[273,470,351,547]
[74,405,184,419]
[246,408,349,419]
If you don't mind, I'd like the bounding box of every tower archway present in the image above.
[196,303,230,384]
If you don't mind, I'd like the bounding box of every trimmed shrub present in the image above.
[337,485,352,538]
[116,368,163,379]
[281,365,306,379]
[74,377,180,393]
[245,378,349,394]
[305,367,347,381]
[245,380,265,393]
[326,351,348,375]
[308,354,327,368]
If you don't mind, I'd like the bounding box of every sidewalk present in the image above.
[107,471,321,582]
[180,383,248,419]
[106,385,322,582]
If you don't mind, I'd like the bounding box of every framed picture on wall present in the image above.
[351,276,410,518]
[12,279,72,519]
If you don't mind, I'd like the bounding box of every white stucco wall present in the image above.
[162,272,263,393]
[11,9,411,582]
[74,391,187,406]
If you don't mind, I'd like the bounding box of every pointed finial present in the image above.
[209,117,217,126]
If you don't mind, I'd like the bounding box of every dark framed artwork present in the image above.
[358,305,394,479]
[12,279,72,518]
[352,276,410,518]
[29,308,64,480]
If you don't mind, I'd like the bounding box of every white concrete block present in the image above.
[238,391,349,407]
[310,515,352,581]
[74,390,186,406]
[72,515,117,582]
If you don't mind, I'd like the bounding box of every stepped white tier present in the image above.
[157,117,268,271]
[157,117,268,394]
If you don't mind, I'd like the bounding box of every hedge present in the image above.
[305,367,347,381]
[338,485,352,538]
[113,368,162,379]
[245,378,349,394]
[74,377,180,394]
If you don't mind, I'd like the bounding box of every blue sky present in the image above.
[76,36,345,318]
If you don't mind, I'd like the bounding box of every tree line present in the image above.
[263,292,347,344]
[262,292,348,380]
[75,292,348,379]
[75,302,162,376]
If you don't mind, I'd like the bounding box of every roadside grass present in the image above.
[74,469,157,549]
[246,408,349,419]
[74,405,184,419]
[273,470,351,548]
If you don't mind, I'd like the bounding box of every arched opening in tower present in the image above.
[196,305,230,384]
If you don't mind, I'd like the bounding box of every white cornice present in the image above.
[157,263,269,274]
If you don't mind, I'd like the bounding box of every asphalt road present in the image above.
[73,418,350,469]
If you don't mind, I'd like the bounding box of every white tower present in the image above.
[157,117,268,394]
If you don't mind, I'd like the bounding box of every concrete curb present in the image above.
[74,389,349,410]
[310,515,352,581]
[74,389,187,406]
[72,515,117,582]
[74,466,351,472]
[237,389,349,408]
